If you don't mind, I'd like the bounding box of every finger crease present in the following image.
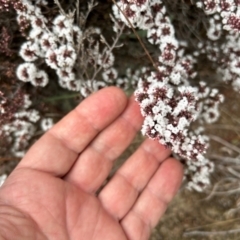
[91,141,114,162]
[117,171,140,196]
[91,115,139,162]
[131,208,151,238]
[121,114,140,133]
[74,107,101,133]
[48,131,79,156]
[147,187,169,213]
[141,144,161,165]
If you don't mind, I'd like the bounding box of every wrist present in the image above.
[0,203,46,240]
[0,203,30,240]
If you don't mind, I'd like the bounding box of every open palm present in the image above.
[0,87,183,240]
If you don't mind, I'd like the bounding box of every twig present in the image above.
[183,229,240,237]
[227,167,240,179]
[0,157,20,161]
[203,177,237,201]
[207,187,240,196]
[185,217,240,231]
[76,0,80,26]
[209,153,240,164]
[43,93,80,102]
[91,24,125,81]
[205,124,240,131]
[225,206,240,218]
[54,0,75,18]
[209,135,240,154]
[221,108,240,125]
[79,0,98,29]
[111,0,159,72]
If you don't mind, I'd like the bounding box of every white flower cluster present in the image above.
[113,0,153,29]
[0,94,39,157]
[16,0,82,90]
[217,33,240,91]
[40,118,54,132]
[114,0,226,191]
[135,71,218,191]
[15,0,130,96]
[113,0,179,67]
[196,0,240,38]
[101,67,149,92]
[195,1,240,92]
[198,83,224,124]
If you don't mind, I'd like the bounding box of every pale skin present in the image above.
[0,87,183,240]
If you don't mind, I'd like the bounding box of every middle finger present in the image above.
[64,96,143,192]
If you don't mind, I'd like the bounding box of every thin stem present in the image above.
[203,177,237,201]
[44,94,80,102]
[76,0,80,26]
[185,217,240,231]
[209,135,240,154]
[184,228,240,237]
[208,187,240,195]
[111,0,159,72]
[227,167,240,179]
[205,124,240,131]
[91,24,125,81]
[0,157,20,161]
[209,153,240,164]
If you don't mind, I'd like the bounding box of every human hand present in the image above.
[0,87,183,240]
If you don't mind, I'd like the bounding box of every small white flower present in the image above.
[46,49,59,69]
[230,59,240,75]
[28,109,40,122]
[19,41,40,62]
[232,77,240,91]
[207,19,222,41]
[30,15,47,31]
[56,45,77,68]
[58,79,68,89]
[31,70,49,87]
[36,0,48,5]
[0,174,7,187]
[41,118,54,131]
[147,27,161,45]
[53,15,74,36]
[138,8,154,30]
[16,63,37,82]
[40,33,57,53]
[177,117,188,131]
[202,107,220,123]
[14,151,26,158]
[98,50,115,69]
[102,68,118,82]
[116,77,129,90]
[170,72,181,85]
[173,97,188,116]
[29,28,42,40]
[80,80,106,97]
[57,68,75,82]
[67,80,81,91]
[154,12,165,25]
[23,95,32,109]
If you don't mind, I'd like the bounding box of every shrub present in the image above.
[1,0,240,191]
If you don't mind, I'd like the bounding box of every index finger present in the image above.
[17,87,128,177]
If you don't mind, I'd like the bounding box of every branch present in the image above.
[111,0,159,72]
[209,135,240,154]
[184,229,240,237]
